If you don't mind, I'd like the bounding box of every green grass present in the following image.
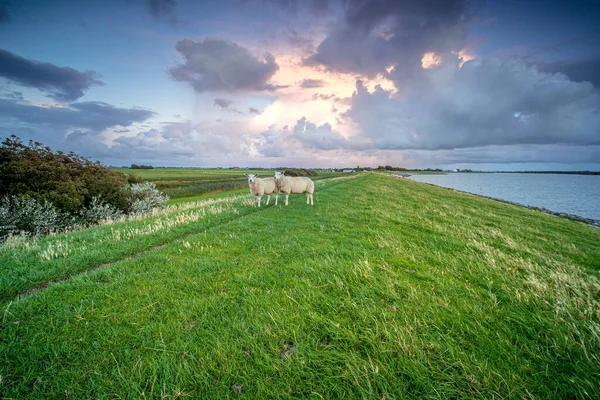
[1,174,599,398]
[114,168,346,199]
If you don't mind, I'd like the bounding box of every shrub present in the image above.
[127,182,169,215]
[0,135,130,213]
[283,168,318,177]
[0,195,65,240]
[77,196,124,225]
[131,164,154,169]
[0,136,172,242]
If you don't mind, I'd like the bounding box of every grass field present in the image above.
[113,168,343,199]
[1,173,599,398]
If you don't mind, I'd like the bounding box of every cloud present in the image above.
[341,58,600,151]
[256,124,290,157]
[288,30,316,54]
[214,98,244,114]
[169,38,282,93]
[413,144,600,166]
[292,117,347,150]
[214,98,233,109]
[256,116,347,157]
[0,49,104,102]
[248,107,262,115]
[0,98,154,131]
[239,0,333,16]
[537,53,600,87]
[305,0,472,81]
[300,79,325,88]
[101,119,258,165]
[147,0,177,23]
[311,93,335,100]
[1,90,23,101]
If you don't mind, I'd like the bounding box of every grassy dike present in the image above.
[1,173,599,398]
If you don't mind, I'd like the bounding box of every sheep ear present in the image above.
[256,173,259,177]
[244,173,249,177]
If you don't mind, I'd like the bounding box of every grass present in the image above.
[1,173,599,398]
[114,168,345,199]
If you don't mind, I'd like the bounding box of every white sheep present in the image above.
[273,171,315,206]
[245,173,279,207]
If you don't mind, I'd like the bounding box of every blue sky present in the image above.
[1,0,599,170]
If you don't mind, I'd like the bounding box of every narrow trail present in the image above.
[8,176,356,303]
[10,203,269,303]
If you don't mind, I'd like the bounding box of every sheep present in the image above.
[245,173,279,207]
[273,171,315,206]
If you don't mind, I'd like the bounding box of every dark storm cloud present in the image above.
[0,98,154,131]
[300,79,325,88]
[537,54,600,87]
[147,0,177,23]
[305,0,472,79]
[169,39,282,93]
[0,49,104,102]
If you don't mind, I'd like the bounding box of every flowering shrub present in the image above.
[127,182,169,215]
[0,195,64,240]
[77,196,124,225]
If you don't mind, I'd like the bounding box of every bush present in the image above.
[0,136,171,242]
[283,168,318,177]
[127,182,169,215]
[131,164,154,169]
[0,135,130,213]
[77,196,124,225]
[0,195,65,240]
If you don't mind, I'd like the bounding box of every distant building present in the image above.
[343,169,355,173]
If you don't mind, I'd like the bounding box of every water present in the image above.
[408,173,600,221]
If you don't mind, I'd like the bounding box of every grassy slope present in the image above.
[1,174,599,398]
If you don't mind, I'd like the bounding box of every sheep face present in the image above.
[245,173,259,183]
[273,171,284,181]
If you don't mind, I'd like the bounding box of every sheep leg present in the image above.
[306,193,309,204]
[256,195,261,207]
[310,194,313,205]
[275,193,278,206]
[285,194,289,206]
[266,194,271,205]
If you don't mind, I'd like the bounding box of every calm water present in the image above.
[409,173,600,221]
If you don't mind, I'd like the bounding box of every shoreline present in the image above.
[396,175,600,228]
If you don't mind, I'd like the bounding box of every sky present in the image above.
[1,0,599,170]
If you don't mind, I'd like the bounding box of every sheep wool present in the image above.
[245,174,279,207]
[273,171,315,206]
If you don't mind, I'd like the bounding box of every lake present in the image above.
[408,173,600,221]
